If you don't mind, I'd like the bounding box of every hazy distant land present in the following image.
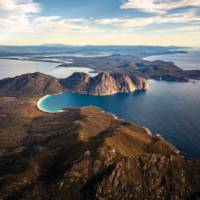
[1,45,200,82]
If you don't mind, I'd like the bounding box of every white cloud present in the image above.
[0,0,40,17]
[0,0,99,34]
[121,0,200,14]
[0,0,40,33]
[96,10,200,28]
[31,17,96,33]
[0,0,200,46]
[175,25,200,31]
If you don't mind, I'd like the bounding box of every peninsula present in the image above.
[0,95,200,200]
[0,71,200,200]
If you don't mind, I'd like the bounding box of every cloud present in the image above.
[31,17,98,34]
[96,10,200,28]
[0,0,40,33]
[0,0,98,34]
[0,0,200,46]
[175,25,200,32]
[1,0,200,34]
[121,0,200,14]
[0,0,40,17]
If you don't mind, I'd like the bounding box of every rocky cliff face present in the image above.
[0,97,200,200]
[60,72,91,92]
[87,72,119,95]
[111,73,136,93]
[131,76,149,90]
[61,72,149,96]
[0,72,149,97]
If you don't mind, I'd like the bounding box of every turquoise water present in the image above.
[39,80,200,158]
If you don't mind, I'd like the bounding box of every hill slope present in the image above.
[0,72,62,97]
[0,97,199,200]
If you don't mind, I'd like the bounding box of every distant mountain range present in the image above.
[0,45,188,57]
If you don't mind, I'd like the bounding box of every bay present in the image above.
[39,80,200,158]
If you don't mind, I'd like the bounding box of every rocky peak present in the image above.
[112,73,136,93]
[87,72,118,95]
[60,72,90,91]
[0,72,149,97]
[131,75,149,90]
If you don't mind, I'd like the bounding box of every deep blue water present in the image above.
[39,80,200,158]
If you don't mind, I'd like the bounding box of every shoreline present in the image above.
[36,95,51,113]
[37,94,64,113]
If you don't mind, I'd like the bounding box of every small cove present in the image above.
[38,80,200,158]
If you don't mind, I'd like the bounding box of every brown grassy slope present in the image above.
[0,97,200,200]
[0,72,62,98]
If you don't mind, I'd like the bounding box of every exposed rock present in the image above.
[0,72,149,97]
[87,72,119,95]
[60,72,90,92]
[61,72,149,96]
[131,76,149,90]
[112,73,136,93]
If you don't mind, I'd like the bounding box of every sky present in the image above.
[0,0,200,46]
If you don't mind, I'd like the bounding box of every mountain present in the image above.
[0,72,62,97]
[0,45,187,57]
[87,72,119,95]
[0,72,149,97]
[130,75,149,90]
[0,97,199,200]
[60,72,91,92]
[61,72,149,96]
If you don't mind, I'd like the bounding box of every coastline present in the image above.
[37,95,51,113]
[36,92,182,155]
[37,94,64,113]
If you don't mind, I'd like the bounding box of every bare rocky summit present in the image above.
[61,72,149,96]
[0,72,149,97]
[60,72,90,92]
